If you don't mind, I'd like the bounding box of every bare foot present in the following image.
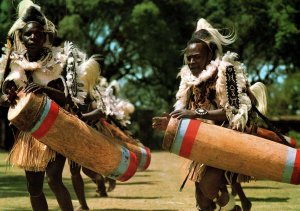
[75,205,89,211]
[95,190,108,197]
[107,180,116,192]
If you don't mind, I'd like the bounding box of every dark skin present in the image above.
[153,42,241,209]
[152,42,227,130]
[5,22,66,106]
[71,100,117,208]
[5,22,74,211]
[21,22,46,60]
[153,43,253,210]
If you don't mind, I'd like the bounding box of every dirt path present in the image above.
[67,151,300,211]
[1,151,300,210]
[76,151,195,211]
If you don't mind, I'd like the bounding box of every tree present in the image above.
[190,0,300,85]
[268,72,300,116]
[0,0,299,148]
[0,1,14,47]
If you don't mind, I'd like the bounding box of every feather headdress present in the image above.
[191,18,236,60]
[8,0,56,52]
[8,0,56,36]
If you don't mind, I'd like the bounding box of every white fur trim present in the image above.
[0,54,8,88]
[3,67,27,91]
[216,51,252,131]
[31,47,67,86]
[64,41,89,105]
[90,78,135,126]
[174,59,219,110]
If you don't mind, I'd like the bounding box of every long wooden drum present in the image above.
[8,92,138,181]
[163,118,300,184]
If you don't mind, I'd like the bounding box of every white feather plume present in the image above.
[250,82,268,115]
[78,57,101,94]
[195,18,236,59]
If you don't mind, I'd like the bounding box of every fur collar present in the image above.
[174,59,219,110]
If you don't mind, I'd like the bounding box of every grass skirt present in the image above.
[7,131,56,172]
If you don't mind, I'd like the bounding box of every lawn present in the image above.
[0,150,300,210]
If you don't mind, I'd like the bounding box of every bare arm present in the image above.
[82,108,106,121]
[24,83,67,106]
[170,108,227,122]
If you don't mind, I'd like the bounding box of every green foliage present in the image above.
[267,72,300,116]
[0,1,14,47]
[58,15,86,43]
[289,130,300,146]
[0,0,299,145]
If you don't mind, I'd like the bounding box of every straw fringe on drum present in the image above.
[7,131,56,171]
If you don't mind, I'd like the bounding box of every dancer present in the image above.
[0,1,101,210]
[153,18,268,210]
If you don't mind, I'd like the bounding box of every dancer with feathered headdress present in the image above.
[153,18,269,210]
[0,1,104,210]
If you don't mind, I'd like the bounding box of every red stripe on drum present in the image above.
[291,149,300,184]
[290,137,297,148]
[118,151,138,182]
[32,101,59,139]
[142,147,151,171]
[179,119,201,158]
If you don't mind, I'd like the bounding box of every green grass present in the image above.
[1,150,300,210]
[0,150,97,210]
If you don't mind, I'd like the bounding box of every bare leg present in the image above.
[199,167,229,207]
[195,182,215,211]
[46,154,73,211]
[232,183,252,211]
[25,171,48,211]
[70,162,89,210]
[82,167,107,197]
[106,177,116,192]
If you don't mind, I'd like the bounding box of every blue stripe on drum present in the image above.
[107,146,130,180]
[171,118,190,155]
[282,147,296,183]
[138,147,147,170]
[30,98,51,133]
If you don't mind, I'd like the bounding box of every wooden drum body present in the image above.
[8,92,138,181]
[100,119,151,171]
[163,118,300,184]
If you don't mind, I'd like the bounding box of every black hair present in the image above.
[187,29,217,60]
[22,6,45,26]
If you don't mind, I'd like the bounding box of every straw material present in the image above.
[8,131,56,171]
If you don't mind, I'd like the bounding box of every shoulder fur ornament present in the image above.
[216,51,252,131]
[0,45,67,93]
[64,41,101,106]
[174,59,220,110]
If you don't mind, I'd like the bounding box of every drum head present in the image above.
[8,92,45,131]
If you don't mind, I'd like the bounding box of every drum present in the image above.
[163,118,300,184]
[8,92,138,181]
[100,119,151,171]
[256,127,297,148]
